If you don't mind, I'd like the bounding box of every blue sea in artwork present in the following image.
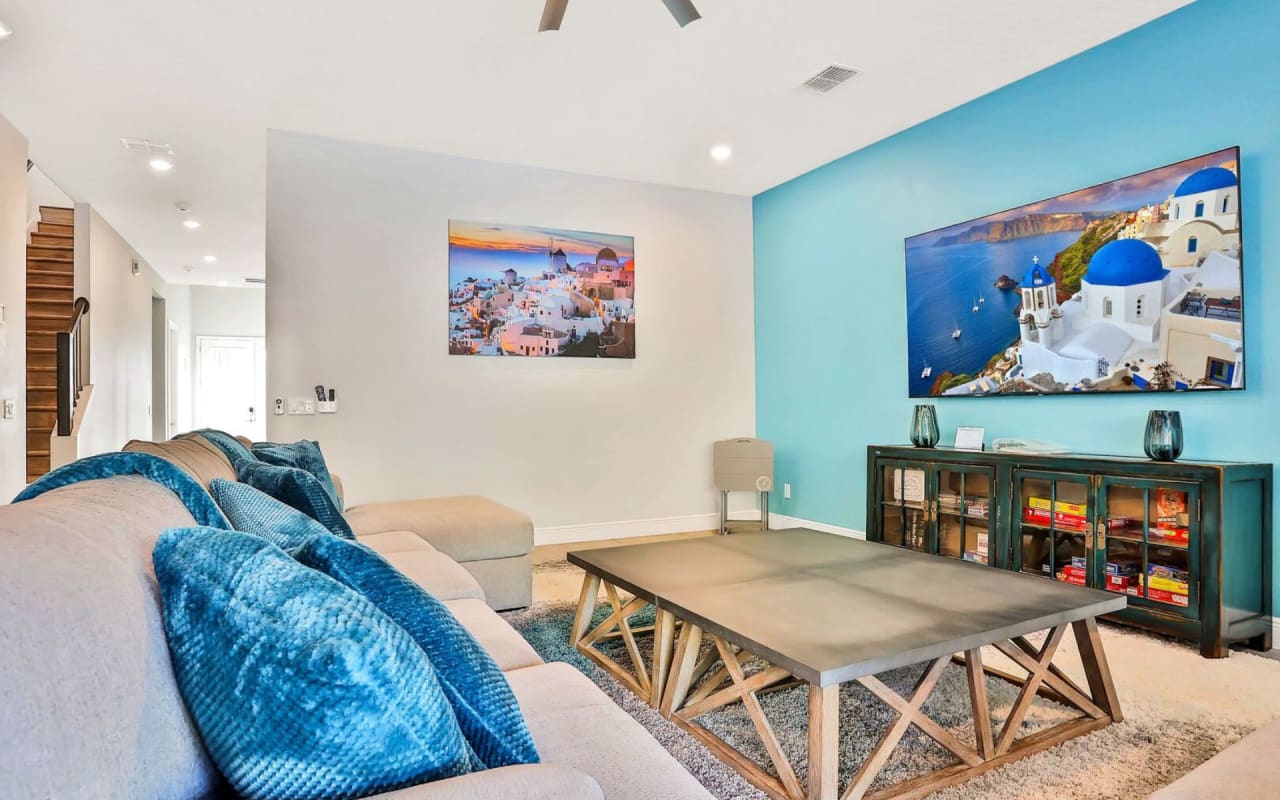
[905,231,1081,397]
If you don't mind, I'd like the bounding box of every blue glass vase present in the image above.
[910,405,940,448]
[1144,410,1183,462]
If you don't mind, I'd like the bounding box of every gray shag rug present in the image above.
[505,560,1280,800]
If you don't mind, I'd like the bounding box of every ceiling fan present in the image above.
[539,0,701,32]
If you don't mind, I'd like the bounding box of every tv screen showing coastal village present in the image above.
[448,220,635,358]
[905,147,1243,397]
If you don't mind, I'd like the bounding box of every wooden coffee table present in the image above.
[568,529,1125,800]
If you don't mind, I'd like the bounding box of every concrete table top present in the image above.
[569,528,1126,686]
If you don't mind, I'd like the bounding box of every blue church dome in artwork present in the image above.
[1173,166,1237,197]
[1023,258,1054,288]
[1084,239,1167,287]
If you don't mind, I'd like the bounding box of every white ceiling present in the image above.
[0,0,1192,285]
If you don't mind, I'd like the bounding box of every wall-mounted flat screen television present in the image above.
[905,147,1244,397]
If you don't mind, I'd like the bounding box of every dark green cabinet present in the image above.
[867,445,1272,658]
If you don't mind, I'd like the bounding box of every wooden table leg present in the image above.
[569,572,601,647]
[1072,617,1123,722]
[965,647,995,759]
[807,683,839,800]
[661,621,704,716]
[651,610,676,708]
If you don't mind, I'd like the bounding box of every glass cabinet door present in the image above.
[1013,470,1094,585]
[879,461,929,552]
[935,465,996,566]
[1098,477,1198,617]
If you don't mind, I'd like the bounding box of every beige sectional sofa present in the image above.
[122,435,535,610]
[1,471,714,799]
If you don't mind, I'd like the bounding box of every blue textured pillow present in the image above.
[295,534,539,769]
[252,440,342,511]
[13,451,229,528]
[208,478,334,550]
[154,527,472,800]
[189,429,256,467]
[236,460,354,539]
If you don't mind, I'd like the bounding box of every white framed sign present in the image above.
[955,426,986,452]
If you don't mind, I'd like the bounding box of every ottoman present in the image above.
[345,495,533,610]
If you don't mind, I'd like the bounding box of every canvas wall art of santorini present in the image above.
[448,220,636,358]
[904,147,1244,397]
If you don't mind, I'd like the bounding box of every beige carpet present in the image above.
[522,551,1280,799]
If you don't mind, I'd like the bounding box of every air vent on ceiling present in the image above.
[802,64,858,94]
[244,277,266,285]
[120,137,175,156]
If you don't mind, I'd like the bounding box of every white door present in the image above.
[195,336,266,441]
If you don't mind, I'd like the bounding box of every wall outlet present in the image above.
[783,483,791,500]
[288,397,316,415]
[2,399,14,420]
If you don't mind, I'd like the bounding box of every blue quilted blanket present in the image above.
[14,452,231,529]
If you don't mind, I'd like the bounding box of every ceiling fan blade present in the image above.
[660,0,701,27]
[539,0,568,31]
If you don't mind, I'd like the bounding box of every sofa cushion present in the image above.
[360,529,439,555]
[382,549,486,602]
[189,428,257,466]
[14,451,229,529]
[295,534,539,770]
[345,495,533,562]
[155,527,472,799]
[251,440,342,510]
[0,476,219,800]
[443,599,543,672]
[124,436,237,487]
[363,764,604,800]
[505,663,715,800]
[209,478,335,550]
[236,459,354,539]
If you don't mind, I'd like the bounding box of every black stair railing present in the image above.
[55,297,90,436]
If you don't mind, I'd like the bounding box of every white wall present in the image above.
[190,285,265,340]
[82,208,190,454]
[0,115,28,497]
[266,131,755,535]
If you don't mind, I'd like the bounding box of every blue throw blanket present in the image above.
[14,452,231,529]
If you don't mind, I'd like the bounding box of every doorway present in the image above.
[195,336,266,441]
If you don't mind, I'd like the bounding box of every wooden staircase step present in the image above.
[27,270,74,286]
[27,351,57,369]
[39,206,74,225]
[29,232,72,247]
[28,409,57,428]
[27,288,73,304]
[27,281,74,291]
[27,297,72,306]
[27,255,73,266]
[27,246,74,260]
[37,222,73,236]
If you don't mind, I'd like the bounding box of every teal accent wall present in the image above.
[755,0,1278,551]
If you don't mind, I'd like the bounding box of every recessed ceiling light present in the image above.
[183,219,201,230]
[203,255,217,263]
[149,157,174,173]
[0,21,14,39]
[709,144,733,163]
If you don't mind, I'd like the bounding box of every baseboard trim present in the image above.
[534,513,722,546]
[534,511,867,546]
[767,513,866,540]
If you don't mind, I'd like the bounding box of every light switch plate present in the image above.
[288,397,316,415]
[2,399,14,420]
